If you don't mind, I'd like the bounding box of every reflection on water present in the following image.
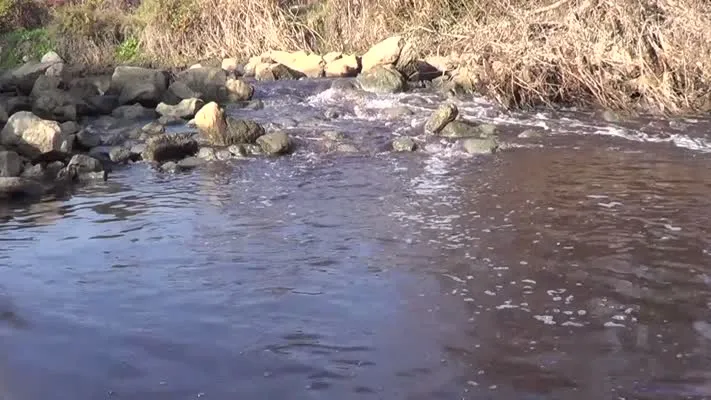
[3,80,711,399]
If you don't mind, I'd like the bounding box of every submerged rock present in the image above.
[225,117,266,145]
[392,137,417,152]
[356,65,406,94]
[57,154,107,182]
[0,150,22,177]
[425,103,458,134]
[439,120,497,139]
[142,133,198,163]
[156,98,204,119]
[257,131,291,155]
[177,156,205,169]
[461,137,499,154]
[0,111,63,157]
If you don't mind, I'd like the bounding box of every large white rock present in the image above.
[0,111,63,156]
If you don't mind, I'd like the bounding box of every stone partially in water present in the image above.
[392,137,417,152]
[197,147,217,161]
[256,131,291,155]
[425,103,458,134]
[225,117,266,145]
[225,78,254,102]
[76,129,101,149]
[57,154,108,182]
[20,163,44,179]
[109,66,169,107]
[142,121,166,135]
[356,65,406,94]
[194,102,227,145]
[177,156,205,169]
[0,150,22,177]
[382,106,413,119]
[142,134,199,163]
[227,144,247,157]
[461,137,499,155]
[215,149,232,160]
[439,120,497,139]
[0,177,44,199]
[518,128,547,139]
[156,98,204,119]
[109,146,132,164]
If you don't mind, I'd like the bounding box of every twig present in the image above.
[530,0,571,15]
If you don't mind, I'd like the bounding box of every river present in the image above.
[2,78,711,399]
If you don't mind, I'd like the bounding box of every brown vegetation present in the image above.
[6,0,711,114]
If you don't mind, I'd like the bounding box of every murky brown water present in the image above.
[2,79,711,399]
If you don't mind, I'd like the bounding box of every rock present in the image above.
[0,61,59,95]
[0,112,63,157]
[21,163,44,179]
[225,117,266,145]
[57,154,107,182]
[45,62,65,78]
[177,156,205,169]
[324,108,340,119]
[86,95,119,116]
[45,160,65,178]
[336,143,359,153]
[109,66,169,107]
[194,102,227,144]
[215,149,232,160]
[256,131,291,155]
[0,151,22,177]
[255,63,305,81]
[197,147,217,161]
[239,99,264,110]
[76,129,101,149]
[425,103,458,134]
[242,144,263,155]
[160,161,178,173]
[424,55,457,74]
[393,41,418,78]
[323,52,343,63]
[162,81,201,105]
[331,80,358,91]
[407,60,444,81]
[361,36,407,72]
[68,154,103,172]
[140,121,165,135]
[111,104,157,120]
[323,130,345,141]
[325,55,360,78]
[157,115,183,126]
[268,50,324,78]
[461,137,499,154]
[142,133,199,163]
[32,89,89,122]
[169,67,232,103]
[439,120,497,139]
[109,146,132,163]
[227,144,246,157]
[356,65,406,94]
[30,75,63,98]
[0,177,44,199]
[225,78,253,102]
[392,137,417,152]
[60,134,74,152]
[189,64,204,69]
[156,98,204,119]
[41,51,63,64]
[68,76,111,98]
[60,121,80,136]
[600,110,622,123]
[221,58,240,74]
[0,96,32,123]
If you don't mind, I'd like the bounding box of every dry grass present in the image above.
[32,0,711,113]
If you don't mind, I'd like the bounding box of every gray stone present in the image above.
[20,163,44,179]
[60,134,75,152]
[425,103,458,134]
[119,83,163,107]
[32,90,89,122]
[176,156,205,169]
[0,177,44,199]
[142,133,199,163]
[142,121,165,135]
[56,154,107,182]
[0,96,32,123]
[156,98,204,119]
[240,99,264,110]
[112,104,157,120]
[45,62,65,78]
[158,115,184,126]
[225,78,254,102]
[197,147,217,161]
[227,144,247,157]
[160,161,178,173]
[323,130,345,141]
[86,95,118,115]
[439,120,498,139]
[256,64,304,81]
[109,66,169,107]
[0,61,59,95]
[518,128,546,139]
[257,131,291,155]
[76,129,101,149]
[461,138,499,155]
[68,154,103,172]
[30,75,62,98]
[242,144,262,156]
[0,151,22,177]
[223,117,266,145]
[336,144,359,153]
[324,108,339,119]
[45,161,65,179]
[215,149,232,161]
[167,67,251,104]
[41,51,63,64]
[331,80,357,91]
[129,143,146,158]
[0,111,63,157]
[356,65,406,94]
[60,121,80,136]
[382,106,413,119]
[109,147,132,163]
[392,137,417,152]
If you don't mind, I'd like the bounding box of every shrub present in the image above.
[0,0,49,32]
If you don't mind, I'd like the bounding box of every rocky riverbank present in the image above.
[0,36,503,201]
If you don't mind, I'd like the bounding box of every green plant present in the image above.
[115,35,139,62]
[0,27,53,67]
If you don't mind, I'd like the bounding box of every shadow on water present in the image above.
[2,78,711,399]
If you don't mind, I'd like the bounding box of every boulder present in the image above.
[325,55,360,78]
[30,75,63,99]
[439,120,497,139]
[0,96,32,123]
[108,66,169,107]
[157,115,183,126]
[0,112,63,157]
[76,129,101,149]
[518,128,546,139]
[461,137,499,154]
[243,54,271,77]
[21,163,44,179]
[221,58,240,74]
[225,117,265,145]
[68,76,111,98]
[142,121,166,135]
[32,90,88,122]
[60,121,80,136]
[86,95,119,116]
[194,102,227,144]
[323,52,343,63]
[0,177,44,199]
[142,133,199,163]
[393,41,418,78]
[0,62,60,95]
[156,98,204,119]
[225,78,253,102]
[392,137,417,152]
[361,36,407,72]
[425,103,458,134]
[168,67,229,103]
[424,55,457,74]
[41,51,63,64]
[197,147,217,161]
[268,50,324,78]
[58,154,107,182]
[255,63,304,81]
[256,131,291,155]
[45,62,65,78]
[0,150,22,177]
[109,146,132,163]
[176,156,205,169]
[111,104,157,120]
[356,65,406,94]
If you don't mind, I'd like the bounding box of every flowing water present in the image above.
[2,78,711,400]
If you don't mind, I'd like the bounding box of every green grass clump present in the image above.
[0,27,53,67]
